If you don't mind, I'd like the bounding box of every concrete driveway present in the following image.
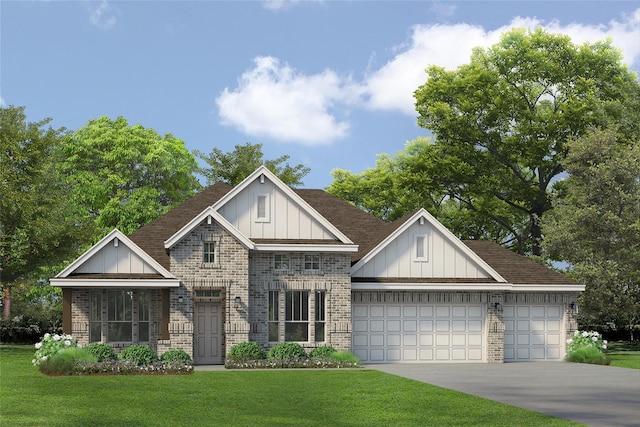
[368,362,640,427]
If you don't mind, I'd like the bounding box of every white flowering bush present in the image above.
[565,330,610,365]
[32,333,78,366]
[566,330,608,353]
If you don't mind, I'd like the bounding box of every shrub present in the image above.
[119,344,157,366]
[160,349,192,363]
[309,345,336,359]
[86,343,117,362]
[566,330,608,353]
[329,350,362,365]
[267,342,306,360]
[39,347,97,375]
[227,342,267,362]
[565,346,610,365]
[32,333,78,366]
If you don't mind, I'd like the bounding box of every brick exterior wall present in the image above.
[248,251,352,353]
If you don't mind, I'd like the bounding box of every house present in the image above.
[51,166,584,364]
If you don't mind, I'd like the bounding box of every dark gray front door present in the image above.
[194,302,222,364]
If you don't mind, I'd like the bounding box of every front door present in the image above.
[194,302,222,364]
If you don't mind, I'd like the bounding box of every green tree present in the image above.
[196,142,310,187]
[414,27,640,255]
[0,106,87,321]
[60,116,201,235]
[543,127,640,337]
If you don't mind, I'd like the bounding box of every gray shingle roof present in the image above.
[127,183,577,286]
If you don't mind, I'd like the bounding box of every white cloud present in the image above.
[89,0,118,29]
[0,97,6,107]
[363,11,640,115]
[216,56,362,145]
[218,10,640,144]
[262,0,323,11]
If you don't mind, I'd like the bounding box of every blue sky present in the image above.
[3,1,639,189]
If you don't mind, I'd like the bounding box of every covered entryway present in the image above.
[503,305,564,361]
[194,302,222,364]
[352,303,485,363]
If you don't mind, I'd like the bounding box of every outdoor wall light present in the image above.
[178,295,184,304]
[492,302,502,312]
[568,302,577,313]
[234,296,242,308]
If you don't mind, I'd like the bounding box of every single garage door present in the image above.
[352,303,485,363]
[503,305,564,361]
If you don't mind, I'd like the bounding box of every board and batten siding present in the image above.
[352,222,492,279]
[218,179,338,241]
[75,241,158,275]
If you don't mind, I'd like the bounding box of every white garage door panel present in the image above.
[352,303,485,363]
[504,304,564,362]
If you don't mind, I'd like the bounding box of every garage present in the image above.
[503,305,564,361]
[352,303,485,363]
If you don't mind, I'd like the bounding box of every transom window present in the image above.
[195,290,221,298]
[304,254,320,271]
[274,254,290,270]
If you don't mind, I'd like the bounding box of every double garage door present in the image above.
[352,303,485,363]
[352,302,565,363]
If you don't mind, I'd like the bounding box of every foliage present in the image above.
[227,341,267,361]
[3,346,575,426]
[32,333,78,366]
[309,345,337,359]
[411,27,640,255]
[566,330,608,354]
[76,360,194,375]
[160,349,192,363]
[267,342,307,360]
[607,353,640,369]
[196,142,310,187]
[59,116,201,235]
[328,350,362,365]
[543,127,640,336]
[39,347,98,375]
[118,344,158,366]
[0,106,89,320]
[86,342,118,362]
[225,358,362,369]
[565,346,610,365]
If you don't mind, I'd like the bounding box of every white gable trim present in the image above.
[351,209,507,283]
[164,206,254,250]
[55,229,175,279]
[211,166,354,244]
[351,282,513,291]
[253,243,359,252]
[50,278,180,288]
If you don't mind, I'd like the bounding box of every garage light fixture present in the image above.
[491,302,502,313]
[568,302,577,314]
[234,296,242,308]
[178,295,184,304]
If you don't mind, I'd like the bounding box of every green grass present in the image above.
[605,341,640,369]
[1,345,581,427]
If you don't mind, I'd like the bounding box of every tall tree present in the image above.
[0,106,87,320]
[414,27,640,255]
[543,127,640,337]
[60,116,201,235]
[196,142,310,187]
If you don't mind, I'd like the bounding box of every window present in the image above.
[268,291,279,342]
[414,235,428,261]
[203,242,216,264]
[195,290,221,298]
[315,291,325,342]
[90,291,102,343]
[256,194,270,222]
[108,291,133,342]
[274,254,290,270]
[138,291,150,342]
[285,291,309,341]
[304,254,320,271]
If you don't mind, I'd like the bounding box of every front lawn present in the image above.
[1,345,581,427]
[606,341,640,369]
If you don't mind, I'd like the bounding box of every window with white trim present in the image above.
[414,235,429,261]
[285,291,309,341]
[274,254,290,270]
[203,241,216,264]
[256,194,270,222]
